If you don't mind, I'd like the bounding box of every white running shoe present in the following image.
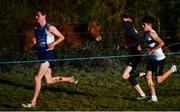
[70,76,79,85]
[139,72,146,77]
[148,96,158,102]
[148,99,158,102]
[171,65,177,73]
[22,103,36,108]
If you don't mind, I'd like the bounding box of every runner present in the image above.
[142,15,177,102]
[22,7,78,108]
[120,13,146,100]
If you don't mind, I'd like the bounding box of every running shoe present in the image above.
[148,96,158,102]
[137,96,147,100]
[22,103,36,108]
[171,65,177,73]
[139,72,146,77]
[70,76,79,85]
[148,98,158,102]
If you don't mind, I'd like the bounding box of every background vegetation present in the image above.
[0,0,179,52]
[0,0,179,111]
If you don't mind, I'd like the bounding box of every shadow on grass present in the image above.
[0,104,17,111]
[0,78,95,97]
[42,85,99,97]
[0,78,34,90]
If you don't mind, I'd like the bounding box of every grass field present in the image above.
[0,57,179,111]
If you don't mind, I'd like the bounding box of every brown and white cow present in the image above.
[21,21,102,54]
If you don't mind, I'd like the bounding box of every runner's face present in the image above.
[35,11,46,23]
[142,23,151,32]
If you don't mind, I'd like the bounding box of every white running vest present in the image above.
[46,33,55,51]
[145,29,165,60]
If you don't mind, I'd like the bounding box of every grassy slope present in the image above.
[0,59,179,111]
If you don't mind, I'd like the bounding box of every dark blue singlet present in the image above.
[35,23,48,52]
[35,23,55,67]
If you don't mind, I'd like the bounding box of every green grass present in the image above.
[0,59,180,111]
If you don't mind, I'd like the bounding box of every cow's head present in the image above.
[88,21,102,41]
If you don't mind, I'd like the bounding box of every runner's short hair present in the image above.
[120,13,134,22]
[142,16,155,24]
[37,6,48,16]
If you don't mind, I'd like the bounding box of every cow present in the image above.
[21,21,102,54]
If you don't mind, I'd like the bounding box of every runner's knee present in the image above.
[46,80,53,85]
[45,78,53,85]
[122,74,129,80]
[157,77,163,84]
[35,75,41,82]
[128,77,137,86]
